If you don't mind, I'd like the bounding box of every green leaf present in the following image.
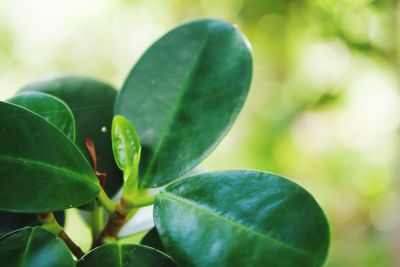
[140,227,164,252]
[77,243,177,267]
[0,213,36,237]
[8,91,76,141]
[115,19,252,188]
[154,170,330,267]
[112,115,141,175]
[21,74,123,198]
[0,101,99,212]
[0,211,65,236]
[0,226,74,267]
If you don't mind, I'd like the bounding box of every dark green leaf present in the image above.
[77,243,177,267]
[115,19,252,187]
[140,227,164,252]
[21,74,123,198]
[0,226,74,267]
[0,211,65,237]
[0,101,99,212]
[8,91,76,141]
[0,213,35,237]
[154,170,330,267]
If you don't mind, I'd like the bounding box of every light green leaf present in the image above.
[112,115,141,176]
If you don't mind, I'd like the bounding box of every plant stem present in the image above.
[131,194,156,208]
[38,213,85,259]
[91,191,156,248]
[91,206,104,237]
[98,187,116,214]
[91,199,129,248]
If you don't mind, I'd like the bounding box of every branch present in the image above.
[38,213,85,259]
[98,187,116,214]
[91,192,156,248]
[91,199,129,248]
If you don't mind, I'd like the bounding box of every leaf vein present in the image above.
[20,227,34,267]
[142,34,210,184]
[160,192,312,259]
[0,155,97,188]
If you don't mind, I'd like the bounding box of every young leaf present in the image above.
[154,170,330,267]
[0,227,74,267]
[20,74,123,199]
[8,91,76,141]
[115,18,253,188]
[112,115,141,176]
[77,243,177,267]
[0,101,100,212]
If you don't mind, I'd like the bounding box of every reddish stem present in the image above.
[91,199,129,248]
[85,138,107,188]
[59,230,85,259]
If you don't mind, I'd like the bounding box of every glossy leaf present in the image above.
[140,227,165,252]
[115,18,253,187]
[0,227,74,267]
[8,92,76,142]
[21,74,123,198]
[0,101,99,212]
[154,170,330,267]
[0,211,65,236]
[112,115,141,175]
[77,243,177,267]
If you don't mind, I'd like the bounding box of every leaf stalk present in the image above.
[38,212,85,259]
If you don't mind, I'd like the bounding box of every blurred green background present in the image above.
[0,0,399,266]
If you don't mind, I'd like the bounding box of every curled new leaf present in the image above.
[112,115,141,176]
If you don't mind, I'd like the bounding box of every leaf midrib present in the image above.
[159,192,313,260]
[142,33,211,184]
[118,243,123,267]
[0,154,97,188]
[19,227,35,267]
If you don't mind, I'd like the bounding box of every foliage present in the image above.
[0,18,330,266]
